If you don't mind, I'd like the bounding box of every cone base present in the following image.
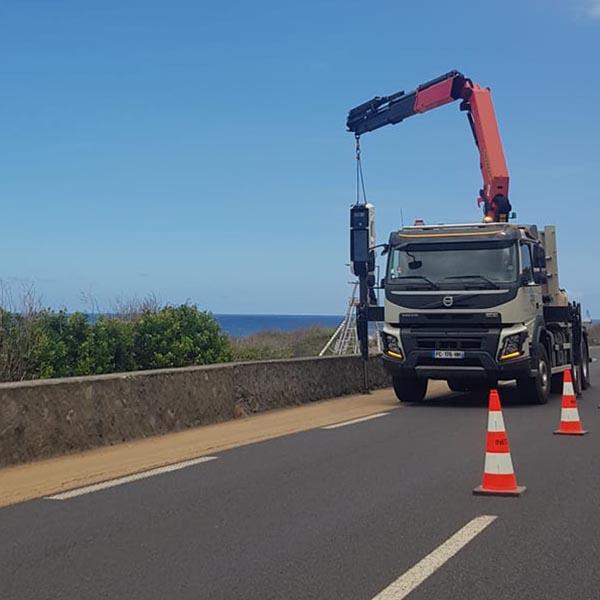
[472,485,527,497]
[554,429,588,436]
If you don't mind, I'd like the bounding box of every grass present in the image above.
[230,326,336,361]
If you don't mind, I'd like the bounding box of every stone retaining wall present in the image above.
[0,356,390,467]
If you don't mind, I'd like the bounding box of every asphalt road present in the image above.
[2,353,600,599]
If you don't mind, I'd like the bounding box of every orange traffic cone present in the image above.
[473,389,526,497]
[554,369,588,435]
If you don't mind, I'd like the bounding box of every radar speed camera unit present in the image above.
[350,203,377,365]
[350,203,376,279]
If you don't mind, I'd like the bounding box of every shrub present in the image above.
[27,311,68,379]
[0,298,232,382]
[0,283,336,382]
[0,308,39,381]
[75,316,135,375]
[132,305,232,369]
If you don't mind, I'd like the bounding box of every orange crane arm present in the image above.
[346,71,511,222]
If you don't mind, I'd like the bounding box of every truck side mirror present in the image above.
[533,245,546,269]
[380,278,386,288]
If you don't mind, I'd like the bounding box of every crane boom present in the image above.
[346,70,511,222]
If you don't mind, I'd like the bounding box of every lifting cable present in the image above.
[355,134,368,206]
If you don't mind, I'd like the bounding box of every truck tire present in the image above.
[550,364,586,395]
[572,362,583,396]
[517,344,550,405]
[581,342,591,390]
[392,376,428,403]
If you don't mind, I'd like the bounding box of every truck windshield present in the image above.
[388,241,518,287]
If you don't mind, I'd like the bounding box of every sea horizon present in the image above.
[83,312,343,337]
[214,314,343,337]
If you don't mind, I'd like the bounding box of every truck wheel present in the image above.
[581,343,591,390]
[517,344,550,405]
[392,376,428,403]
[572,362,583,396]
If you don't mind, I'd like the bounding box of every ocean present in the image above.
[86,313,343,336]
[215,314,342,337]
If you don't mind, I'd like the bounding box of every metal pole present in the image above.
[357,275,370,394]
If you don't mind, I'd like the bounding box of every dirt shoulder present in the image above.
[0,382,450,508]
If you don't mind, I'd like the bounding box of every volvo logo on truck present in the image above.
[443,296,454,307]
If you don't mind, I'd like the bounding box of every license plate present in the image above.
[434,350,465,359]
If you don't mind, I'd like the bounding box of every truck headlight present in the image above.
[499,332,527,360]
[382,333,403,360]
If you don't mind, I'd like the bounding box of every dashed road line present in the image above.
[45,456,218,500]
[371,515,498,599]
[322,412,390,430]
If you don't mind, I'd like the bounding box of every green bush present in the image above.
[132,305,232,369]
[29,311,87,378]
[27,311,133,378]
[0,304,232,382]
[76,316,135,375]
[0,299,336,383]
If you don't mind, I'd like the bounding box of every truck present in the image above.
[346,71,590,404]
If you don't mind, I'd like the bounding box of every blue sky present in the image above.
[0,0,599,315]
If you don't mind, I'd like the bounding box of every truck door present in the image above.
[520,242,543,317]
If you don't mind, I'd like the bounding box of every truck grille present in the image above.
[400,328,500,367]
[416,338,483,351]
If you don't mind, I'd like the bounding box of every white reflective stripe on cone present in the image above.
[487,411,506,433]
[560,407,581,422]
[563,381,575,396]
[484,452,515,475]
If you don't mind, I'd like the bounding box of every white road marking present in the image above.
[322,412,390,430]
[45,456,218,500]
[371,515,498,600]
